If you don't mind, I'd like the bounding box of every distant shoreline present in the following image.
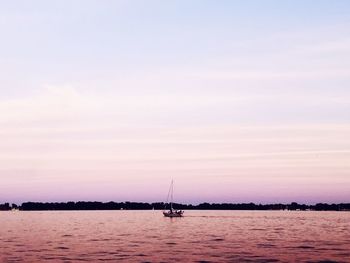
[1,201,349,211]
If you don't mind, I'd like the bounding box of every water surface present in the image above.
[1,210,349,262]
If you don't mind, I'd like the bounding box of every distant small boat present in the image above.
[163,180,184,217]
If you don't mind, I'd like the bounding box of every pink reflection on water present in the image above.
[1,211,349,262]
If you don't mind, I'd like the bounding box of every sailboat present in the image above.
[163,180,184,217]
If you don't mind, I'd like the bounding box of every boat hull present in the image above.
[163,211,184,217]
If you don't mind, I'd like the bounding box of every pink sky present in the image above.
[1,92,349,203]
[0,1,350,204]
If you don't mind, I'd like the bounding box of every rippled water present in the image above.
[1,210,349,262]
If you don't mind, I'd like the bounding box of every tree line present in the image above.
[1,201,349,211]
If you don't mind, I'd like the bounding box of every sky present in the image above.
[0,0,350,204]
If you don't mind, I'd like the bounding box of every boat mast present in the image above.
[170,179,173,211]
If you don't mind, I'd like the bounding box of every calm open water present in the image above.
[0,210,349,262]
